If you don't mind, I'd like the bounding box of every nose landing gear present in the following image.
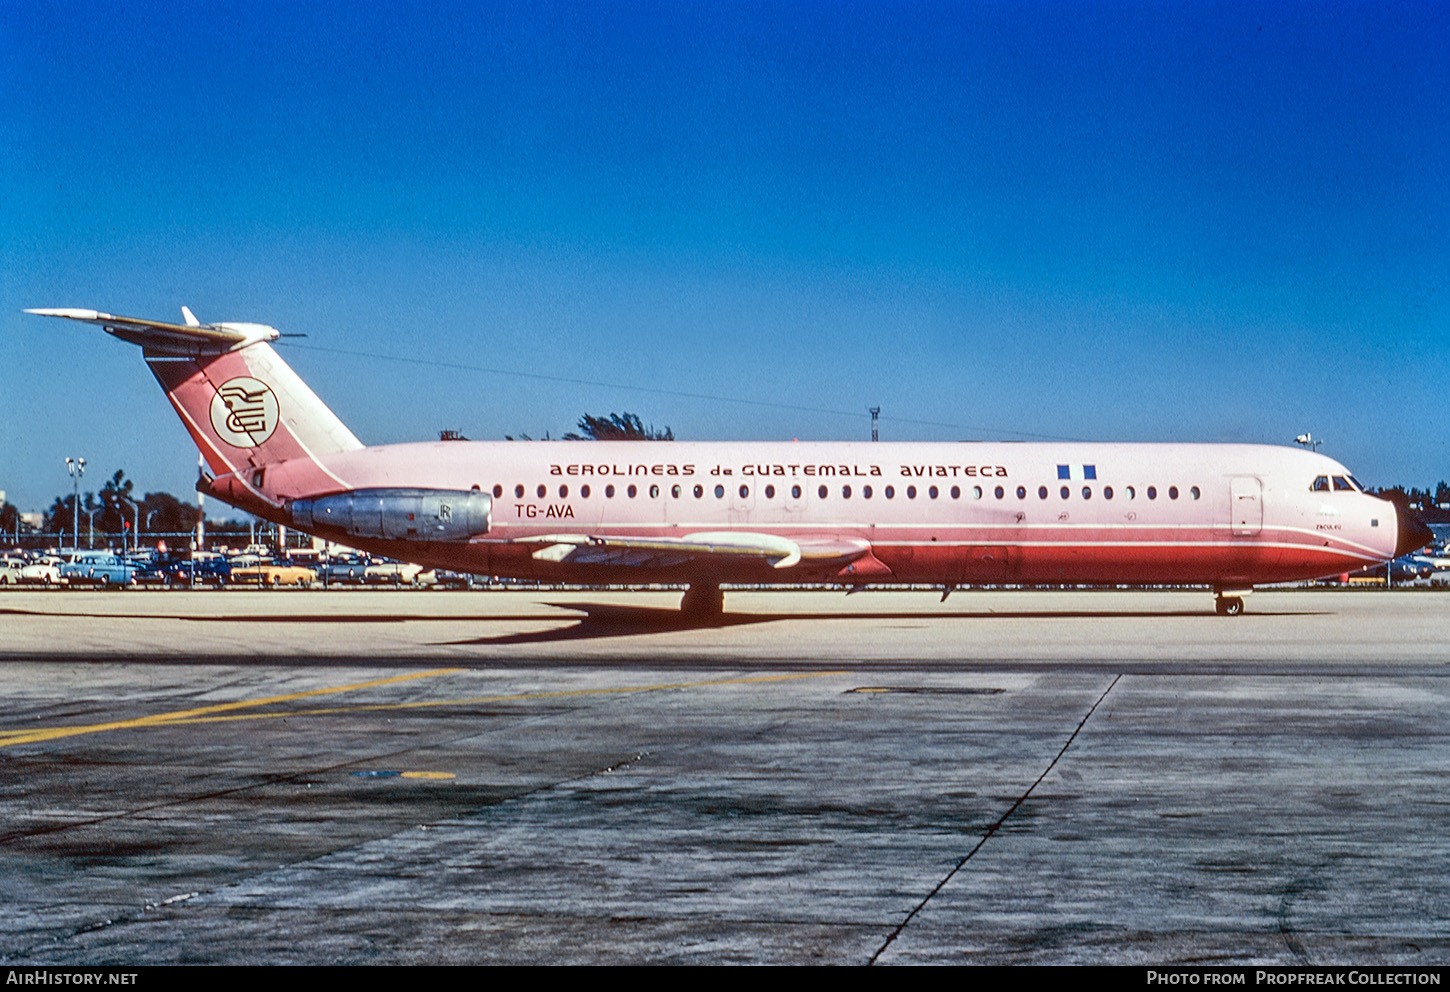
[1213,587,1251,616]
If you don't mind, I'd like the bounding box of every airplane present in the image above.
[25,307,1432,617]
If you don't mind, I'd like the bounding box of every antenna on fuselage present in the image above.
[869,406,880,442]
[1294,433,1323,452]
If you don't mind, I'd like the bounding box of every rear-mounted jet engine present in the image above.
[289,489,492,542]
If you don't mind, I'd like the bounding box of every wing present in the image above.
[516,531,874,570]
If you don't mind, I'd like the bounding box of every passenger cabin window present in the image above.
[515,484,525,498]
[536,484,546,498]
[492,484,503,498]
[606,485,615,498]
[1147,486,1157,500]
[764,484,774,498]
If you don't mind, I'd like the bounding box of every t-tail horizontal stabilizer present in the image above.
[25,307,279,355]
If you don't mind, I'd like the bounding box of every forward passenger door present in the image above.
[1229,476,1263,536]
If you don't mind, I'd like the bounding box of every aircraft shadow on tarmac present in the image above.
[0,602,1333,652]
[431,601,1330,647]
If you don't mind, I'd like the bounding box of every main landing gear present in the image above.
[1213,587,1251,616]
[681,583,724,618]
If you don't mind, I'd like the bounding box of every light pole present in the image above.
[197,452,206,551]
[65,457,86,553]
[119,497,139,555]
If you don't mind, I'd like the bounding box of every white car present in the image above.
[20,557,62,585]
[364,560,425,586]
[0,557,26,584]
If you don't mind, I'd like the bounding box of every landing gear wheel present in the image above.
[1215,596,1244,616]
[681,583,724,618]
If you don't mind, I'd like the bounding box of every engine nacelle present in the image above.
[289,488,491,542]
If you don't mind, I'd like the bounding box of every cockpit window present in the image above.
[1311,476,1331,492]
[1332,476,1353,491]
[1347,475,1365,491]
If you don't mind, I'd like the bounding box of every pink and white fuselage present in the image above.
[236,438,1401,589]
[27,308,1428,613]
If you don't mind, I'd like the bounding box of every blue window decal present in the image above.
[1057,465,1070,480]
[1084,465,1097,480]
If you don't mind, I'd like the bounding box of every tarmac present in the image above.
[0,587,1446,965]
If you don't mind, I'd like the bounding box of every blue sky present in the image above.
[3,0,1447,514]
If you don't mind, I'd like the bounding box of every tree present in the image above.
[563,412,674,441]
[45,492,100,546]
[138,491,200,535]
[0,500,28,536]
[96,470,136,534]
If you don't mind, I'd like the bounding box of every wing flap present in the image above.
[518,532,873,570]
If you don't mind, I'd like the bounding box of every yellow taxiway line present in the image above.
[0,668,466,748]
[0,670,847,748]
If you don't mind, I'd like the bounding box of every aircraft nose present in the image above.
[1396,507,1434,558]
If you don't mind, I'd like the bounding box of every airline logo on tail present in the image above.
[210,377,279,447]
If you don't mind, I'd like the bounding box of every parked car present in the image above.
[364,559,425,586]
[230,558,316,587]
[127,553,177,585]
[59,552,140,587]
[20,556,63,586]
[319,554,371,584]
[417,569,476,589]
[0,557,26,584]
[160,553,233,586]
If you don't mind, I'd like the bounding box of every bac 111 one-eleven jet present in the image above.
[26,307,1431,616]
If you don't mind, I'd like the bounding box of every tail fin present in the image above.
[25,308,362,485]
